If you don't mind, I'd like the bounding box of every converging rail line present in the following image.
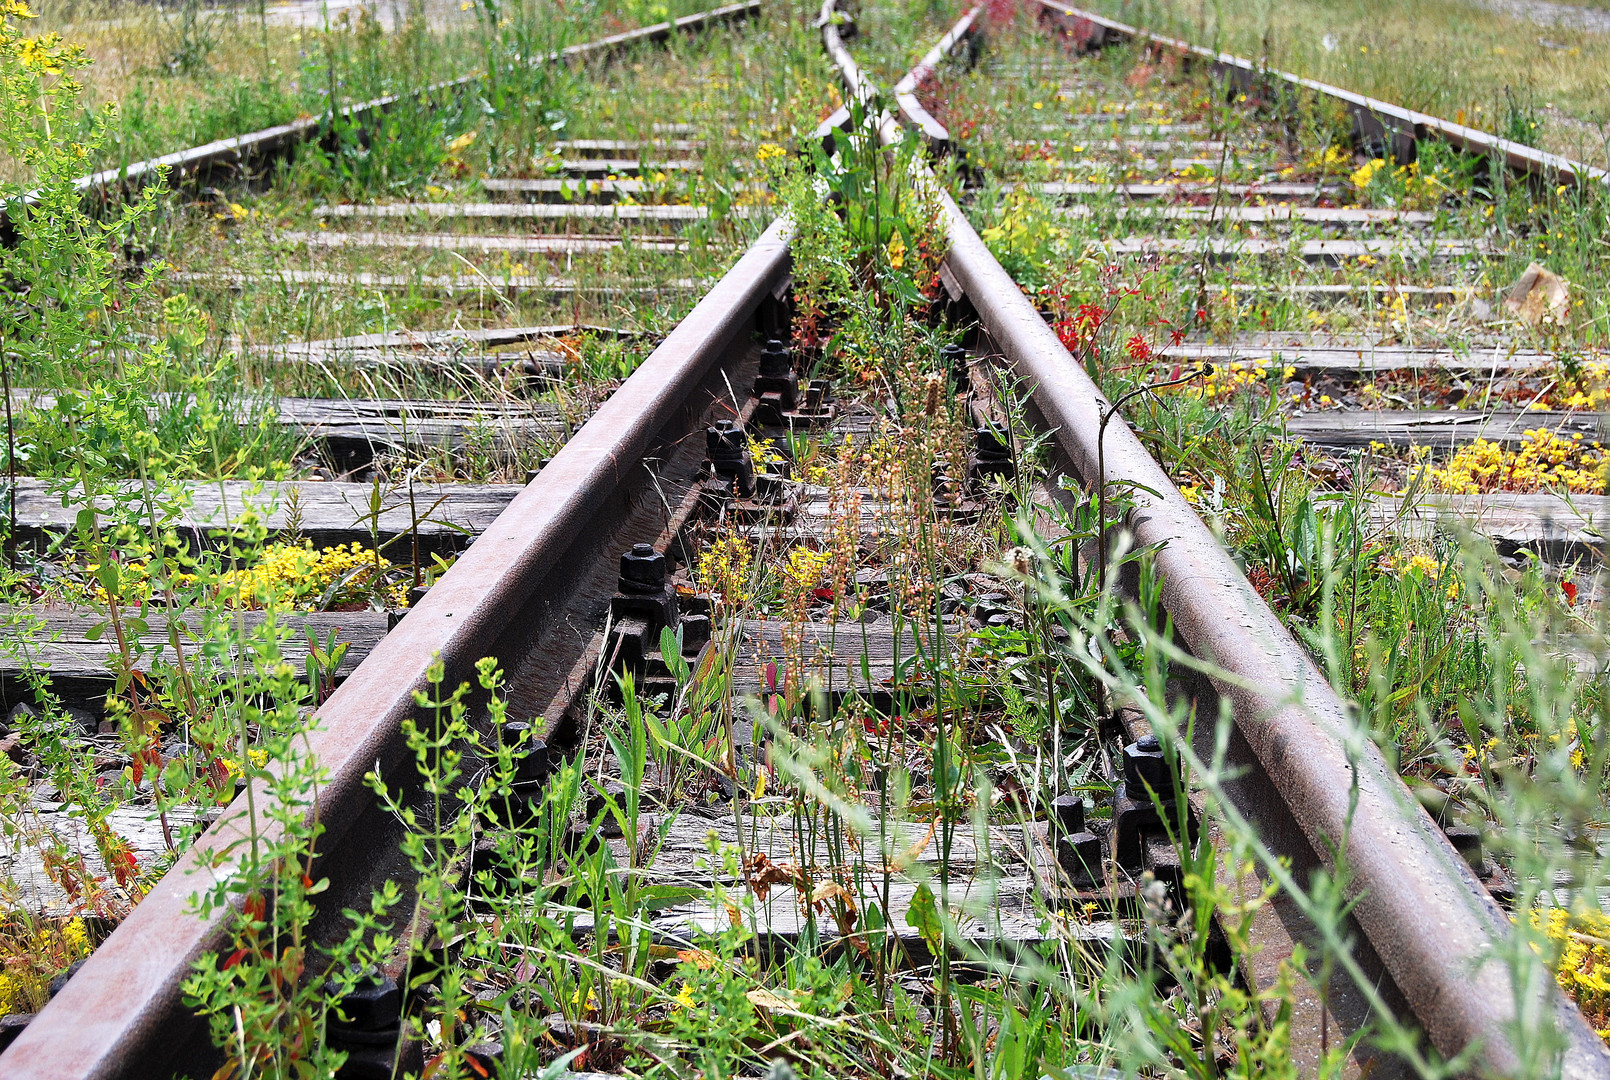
[1,1,1608,1077]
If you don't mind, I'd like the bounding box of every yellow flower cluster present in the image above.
[1307,145,1352,172]
[219,541,408,609]
[697,535,752,605]
[1395,552,1441,579]
[748,437,788,468]
[0,918,91,1014]
[1533,906,1610,1037]
[756,142,786,162]
[1557,361,1610,412]
[1350,158,1387,188]
[1182,360,1294,402]
[780,546,831,591]
[1461,735,1503,765]
[217,746,271,779]
[1428,430,1607,495]
[1350,158,1446,205]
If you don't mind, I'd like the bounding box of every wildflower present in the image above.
[1428,431,1607,495]
[1350,158,1386,189]
[697,535,752,605]
[672,982,697,1010]
[756,142,786,162]
[780,546,832,592]
[1400,553,1440,579]
[1125,335,1151,361]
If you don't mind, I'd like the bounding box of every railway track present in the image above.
[0,1,1608,1077]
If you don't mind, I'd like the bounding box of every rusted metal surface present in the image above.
[1028,0,1607,189]
[935,103,1610,1080]
[819,5,1610,1075]
[891,5,980,150]
[70,0,760,205]
[0,216,792,1080]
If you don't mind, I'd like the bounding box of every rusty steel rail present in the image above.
[1029,0,1607,190]
[819,4,1610,1076]
[69,0,759,205]
[890,5,978,150]
[0,217,792,1079]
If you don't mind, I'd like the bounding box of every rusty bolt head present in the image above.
[1056,831,1101,886]
[1051,793,1085,836]
[327,969,401,1032]
[1124,736,1174,799]
[1445,824,1488,875]
[975,425,1011,459]
[759,338,792,378]
[805,379,829,411]
[707,419,747,458]
[620,543,666,591]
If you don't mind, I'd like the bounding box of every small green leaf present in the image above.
[906,880,943,959]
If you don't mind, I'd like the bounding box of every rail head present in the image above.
[0,218,793,1080]
[819,2,1610,1074]
[66,0,762,205]
[1026,0,1607,189]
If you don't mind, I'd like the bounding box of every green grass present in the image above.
[1075,0,1610,165]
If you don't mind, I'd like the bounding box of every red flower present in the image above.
[1169,327,1185,346]
[1125,335,1152,361]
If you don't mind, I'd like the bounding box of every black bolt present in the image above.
[1445,824,1488,875]
[706,420,755,497]
[619,543,666,593]
[805,379,829,412]
[0,1013,32,1054]
[1057,831,1102,887]
[942,342,968,381]
[975,426,1011,459]
[1051,793,1084,836]
[707,419,747,461]
[680,613,711,653]
[501,721,549,784]
[47,959,86,999]
[972,592,1011,622]
[759,338,793,379]
[1124,737,1174,800]
[326,970,401,1032]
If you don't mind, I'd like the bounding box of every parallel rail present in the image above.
[0,221,792,1080]
[1029,0,1607,189]
[820,3,1610,1076]
[4,1,1608,1076]
[68,0,760,205]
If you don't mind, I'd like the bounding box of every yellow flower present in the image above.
[1350,158,1386,189]
[756,142,785,162]
[886,232,906,270]
[1428,431,1607,495]
[672,981,697,1010]
[697,535,752,605]
[780,546,831,591]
